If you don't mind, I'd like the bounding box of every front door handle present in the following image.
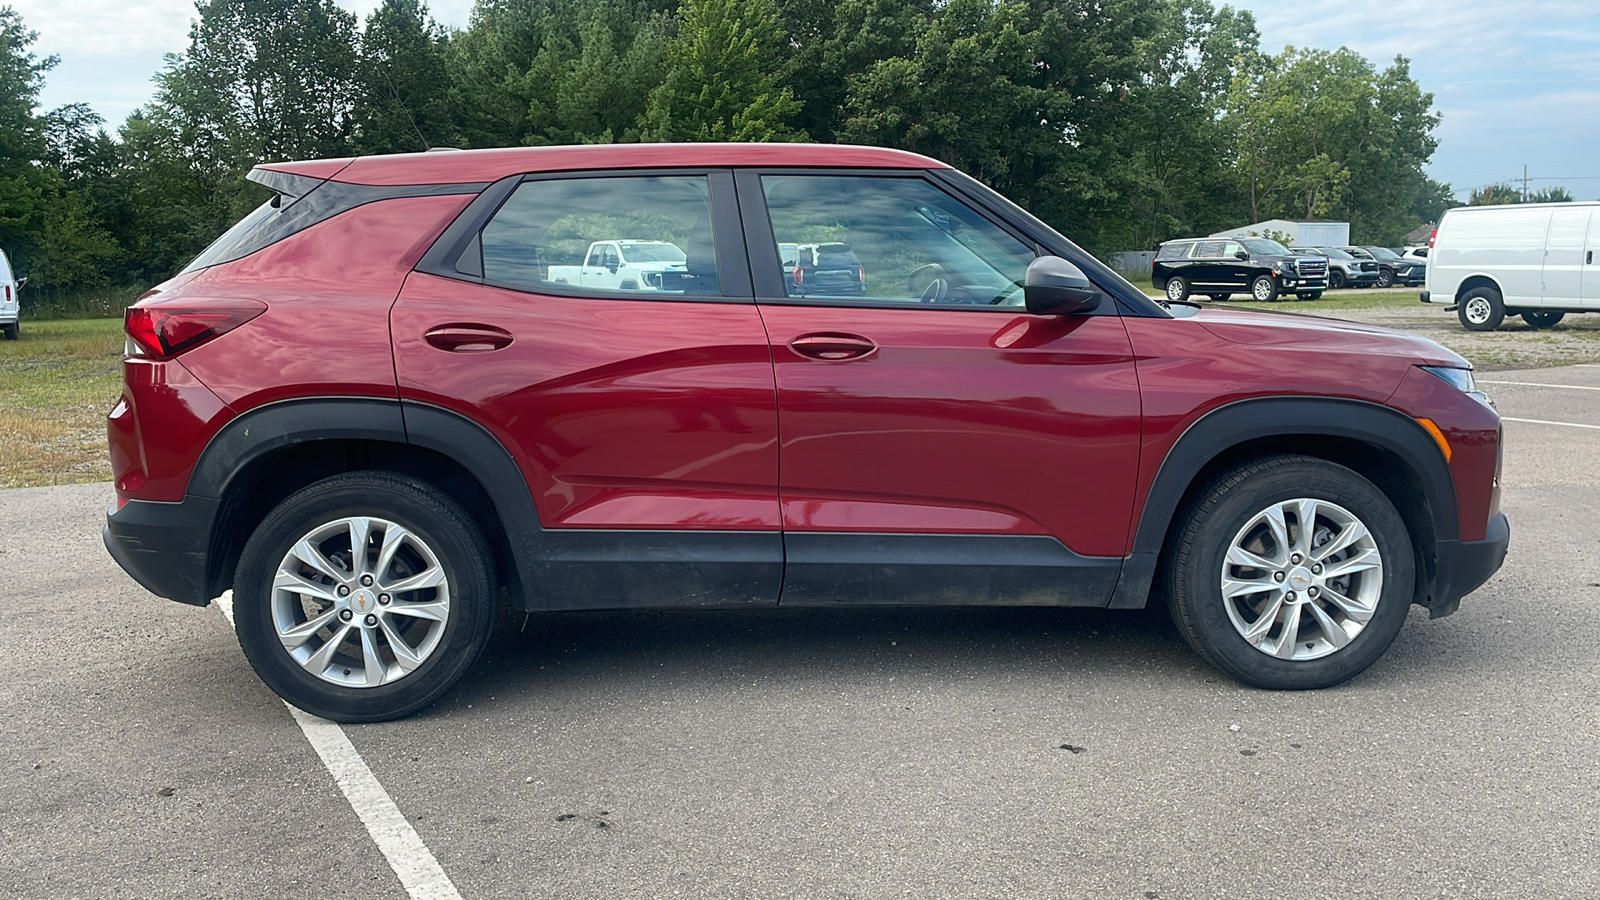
[424,323,514,353]
[789,333,878,361]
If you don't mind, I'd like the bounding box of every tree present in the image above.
[150,0,361,174]
[1531,185,1574,203]
[1469,183,1522,205]
[644,0,802,142]
[356,0,456,153]
[448,0,673,147]
[0,6,55,260]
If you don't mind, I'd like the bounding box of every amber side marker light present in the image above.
[1416,417,1452,462]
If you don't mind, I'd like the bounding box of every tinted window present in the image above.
[1195,241,1226,257]
[482,176,717,296]
[761,175,1035,305]
[1157,242,1192,259]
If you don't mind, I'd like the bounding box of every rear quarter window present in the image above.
[1157,243,1191,260]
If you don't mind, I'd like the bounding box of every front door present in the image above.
[392,171,782,608]
[738,171,1141,606]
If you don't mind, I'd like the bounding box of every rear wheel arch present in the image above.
[1453,274,1501,303]
[191,398,538,608]
[1110,398,1454,611]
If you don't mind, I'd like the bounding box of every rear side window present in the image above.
[481,176,718,296]
[1195,241,1226,257]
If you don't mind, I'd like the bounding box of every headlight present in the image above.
[1419,365,1474,392]
[1420,365,1493,408]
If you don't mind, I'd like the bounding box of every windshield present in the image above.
[1365,246,1401,260]
[618,242,686,263]
[1241,238,1291,256]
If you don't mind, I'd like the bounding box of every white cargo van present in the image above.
[0,248,18,340]
[1424,201,1599,331]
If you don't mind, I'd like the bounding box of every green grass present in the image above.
[0,318,125,488]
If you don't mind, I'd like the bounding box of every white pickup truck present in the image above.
[546,240,688,291]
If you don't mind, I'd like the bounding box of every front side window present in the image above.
[760,175,1036,306]
[481,175,718,296]
[1223,241,1244,257]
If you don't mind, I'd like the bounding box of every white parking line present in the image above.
[215,594,465,900]
[1479,380,1600,391]
[1502,417,1600,431]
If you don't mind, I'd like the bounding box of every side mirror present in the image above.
[14,276,24,290]
[1233,250,1249,260]
[1023,256,1101,316]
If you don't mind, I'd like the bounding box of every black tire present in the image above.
[1457,285,1505,331]
[1329,270,1346,289]
[233,472,498,722]
[1521,310,1565,329]
[1164,275,1190,303]
[1,322,16,340]
[1207,293,1231,301]
[1249,274,1280,303]
[1376,266,1395,288]
[1165,455,1414,690]
[1296,292,1323,301]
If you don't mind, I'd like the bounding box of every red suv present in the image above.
[104,144,1509,722]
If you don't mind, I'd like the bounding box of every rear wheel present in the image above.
[1164,276,1190,303]
[1522,310,1565,329]
[1250,275,1280,303]
[1,323,16,340]
[1458,286,1504,331]
[232,472,497,722]
[1166,455,1414,690]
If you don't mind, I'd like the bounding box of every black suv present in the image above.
[1153,237,1328,303]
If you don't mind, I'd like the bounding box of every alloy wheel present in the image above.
[1219,497,1382,661]
[271,516,451,688]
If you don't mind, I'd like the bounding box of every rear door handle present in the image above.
[424,323,514,353]
[789,333,878,361]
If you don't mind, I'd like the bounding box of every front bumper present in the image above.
[104,495,220,606]
[1425,511,1510,618]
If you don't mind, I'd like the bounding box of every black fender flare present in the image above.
[187,397,544,602]
[1107,396,1456,608]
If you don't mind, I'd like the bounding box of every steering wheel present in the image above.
[919,277,950,303]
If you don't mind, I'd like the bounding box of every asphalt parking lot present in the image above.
[3,366,1598,899]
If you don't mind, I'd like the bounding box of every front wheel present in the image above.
[1164,276,1190,303]
[1522,310,1565,329]
[1250,275,1280,302]
[232,472,498,722]
[1165,455,1414,690]
[1329,270,1346,289]
[1376,267,1395,289]
[1458,286,1505,331]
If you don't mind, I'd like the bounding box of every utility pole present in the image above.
[1518,164,1531,202]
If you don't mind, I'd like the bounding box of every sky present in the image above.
[10,0,1600,200]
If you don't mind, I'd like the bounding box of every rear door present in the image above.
[737,169,1140,607]
[393,170,782,609]
[1543,206,1591,306]
[1585,210,1600,308]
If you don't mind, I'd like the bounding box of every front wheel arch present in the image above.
[1110,398,1454,614]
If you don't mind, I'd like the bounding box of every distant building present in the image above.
[1403,222,1435,246]
[1211,219,1350,248]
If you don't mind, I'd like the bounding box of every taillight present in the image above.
[1428,228,1437,248]
[792,266,804,284]
[854,265,865,283]
[124,300,266,360]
